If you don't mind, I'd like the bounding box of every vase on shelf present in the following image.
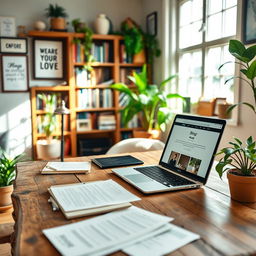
[94,14,110,35]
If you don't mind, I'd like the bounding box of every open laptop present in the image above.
[112,114,226,194]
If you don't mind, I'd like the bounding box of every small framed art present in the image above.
[1,55,29,92]
[76,119,92,132]
[0,37,27,54]
[33,38,65,80]
[0,16,16,37]
[243,0,256,44]
[146,12,157,36]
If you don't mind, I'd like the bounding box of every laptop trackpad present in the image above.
[124,174,152,183]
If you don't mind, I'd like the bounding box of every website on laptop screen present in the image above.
[161,117,224,179]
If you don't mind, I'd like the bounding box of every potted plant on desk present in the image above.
[216,40,256,202]
[36,93,61,160]
[110,64,184,138]
[0,151,23,210]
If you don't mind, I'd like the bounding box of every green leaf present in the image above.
[160,74,177,88]
[246,136,253,146]
[218,61,233,71]
[234,137,242,145]
[229,40,249,62]
[243,45,256,61]
[245,60,256,79]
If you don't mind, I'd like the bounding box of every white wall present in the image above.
[0,0,143,157]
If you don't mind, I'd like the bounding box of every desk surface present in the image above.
[12,151,256,256]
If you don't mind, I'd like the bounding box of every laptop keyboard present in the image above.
[134,166,195,187]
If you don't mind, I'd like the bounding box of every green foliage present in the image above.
[72,19,94,70]
[144,33,161,65]
[45,4,68,18]
[0,151,24,187]
[38,94,57,139]
[220,40,256,115]
[110,65,184,131]
[215,136,256,179]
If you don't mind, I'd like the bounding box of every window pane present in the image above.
[206,13,222,41]
[223,7,237,37]
[192,0,203,21]
[224,0,236,8]
[180,1,192,26]
[179,51,202,103]
[208,0,222,15]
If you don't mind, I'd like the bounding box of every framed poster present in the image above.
[1,55,29,92]
[243,0,256,44]
[146,12,157,36]
[33,38,64,80]
[0,16,16,37]
[0,37,27,54]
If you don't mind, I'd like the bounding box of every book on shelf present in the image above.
[92,41,112,63]
[75,67,91,87]
[73,43,85,63]
[41,161,91,175]
[98,113,116,130]
[47,179,140,219]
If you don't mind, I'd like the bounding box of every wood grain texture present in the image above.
[12,151,256,256]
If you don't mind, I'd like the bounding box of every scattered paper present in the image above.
[49,179,140,212]
[46,162,91,171]
[43,206,173,256]
[123,223,200,256]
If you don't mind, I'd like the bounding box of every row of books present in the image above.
[73,41,113,63]
[98,114,116,130]
[36,93,68,111]
[77,89,113,109]
[75,67,113,87]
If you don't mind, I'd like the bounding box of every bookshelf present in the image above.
[29,31,145,159]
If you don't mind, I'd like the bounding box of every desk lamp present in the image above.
[54,100,70,162]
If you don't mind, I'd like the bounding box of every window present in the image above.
[177,0,237,104]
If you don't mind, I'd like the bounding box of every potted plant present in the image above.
[216,39,256,202]
[36,93,61,160]
[110,64,184,137]
[45,4,68,31]
[216,136,256,202]
[0,151,23,209]
[72,19,94,70]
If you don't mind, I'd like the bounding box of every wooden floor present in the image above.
[0,207,14,256]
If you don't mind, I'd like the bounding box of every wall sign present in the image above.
[0,16,16,37]
[1,55,29,92]
[33,38,64,79]
[0,37,27,54]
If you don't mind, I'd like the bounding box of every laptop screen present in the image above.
[160,114,226,184]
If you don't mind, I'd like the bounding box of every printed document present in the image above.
[46,161,91,171]
[123,223,200,256]
[43,206,173,256]
[49,179,140,212]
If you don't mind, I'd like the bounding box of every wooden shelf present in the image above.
[76,108,115,112]
[30,31,146,160]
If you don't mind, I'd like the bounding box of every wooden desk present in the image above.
[11,151,256,256]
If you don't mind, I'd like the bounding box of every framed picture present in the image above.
[146,12,157,36]
[76,119,92,132]
[0,16,16,37]
[33,38,64,80]
[1,55,29,92]
[243,0,256,44]
[0,37,27,54]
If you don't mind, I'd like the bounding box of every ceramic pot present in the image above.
[36,139,61,160]
[133,49,146,63]
[34,20,46,31]
[50,17,66,30]
[0,185,13,208]
[94,14,109,35]
[227,170,256,203]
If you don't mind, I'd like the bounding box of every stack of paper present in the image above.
[41,161,91,174]
[43,206,200,256]
[48,179,140,219]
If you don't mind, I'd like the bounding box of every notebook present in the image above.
[112,114,226,194]
[92,155,144,168]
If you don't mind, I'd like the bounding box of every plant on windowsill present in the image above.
[216,39,256,202]
[45,3,68,31]
[0,151,24,209]
[36,93,61,160]
[110,64,184,138]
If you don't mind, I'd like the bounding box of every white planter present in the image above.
[36,139,61,160]
[94,14,110,35]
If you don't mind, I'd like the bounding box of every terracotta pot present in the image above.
[0,185,13,208]
[133,49,146,63]
[133,129,160,139]
[50,17,66,30]
[227,170,256,203]
[218,103,231,119]
[36,139,61,160]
